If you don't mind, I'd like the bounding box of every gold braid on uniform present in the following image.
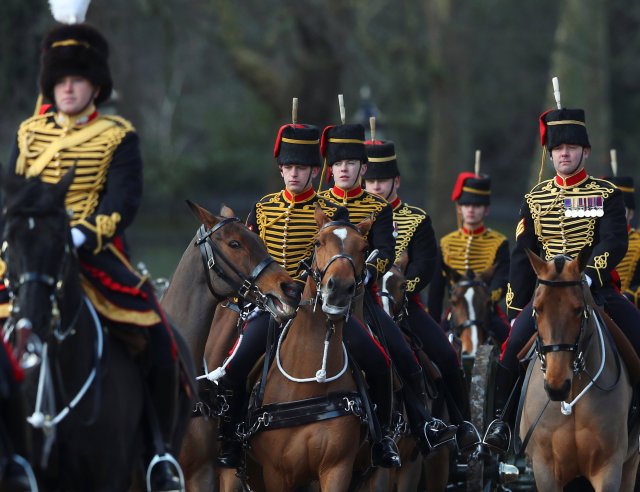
[79,212,122,254]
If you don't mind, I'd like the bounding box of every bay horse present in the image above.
[445,266,495,356]
[0,170,187,491]
[520,249,639,491]
[375,254,450,492]
[160,203,301,491]
[247,207,371,491]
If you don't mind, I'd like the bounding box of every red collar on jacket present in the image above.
[331,185,364,199]
[554,168,588,188]
[389,197,402,210]
[461,225,486,236]
[283,186,316,204]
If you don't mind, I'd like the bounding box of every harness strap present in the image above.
[514,355,548,457]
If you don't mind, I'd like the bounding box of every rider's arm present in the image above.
[426,250,447,321]
[586,188,628,289]
[366,202,396,283]
[72,131,143,254]
[488,239,510,303]
[404,214,437,294]
[507,201,538,320]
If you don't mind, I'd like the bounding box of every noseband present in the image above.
[303,221,366,318]
[533,277,590,374]
[449,278,490,334]
[195,217,276,312]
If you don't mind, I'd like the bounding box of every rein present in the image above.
[194,218,277,315]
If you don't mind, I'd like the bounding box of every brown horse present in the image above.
[374,254,450,492]
[160,202,301,491]
[446,266,495,356]
[248,207,371,491]
[520,249,639,491]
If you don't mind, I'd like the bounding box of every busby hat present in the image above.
[321,124,367,165]
[40,23,112,106]
[451,172,491,205]
[539,108,590,150]
[604,176,635,210]
[273,124,321,167]
[363,140,399,180]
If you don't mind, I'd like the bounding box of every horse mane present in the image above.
[3,176,62,218]
[552,255,572,275]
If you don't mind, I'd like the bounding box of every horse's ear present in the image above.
[356,214,373,236]
[396,250,409,272]
[55,166,75,204]
[314,203,330,228]
[576,245,592,273]
[525,248,547,277]
[186,200,219,228]
[220,204,236,218]
[479,264,497,284]
[442,262,462,283]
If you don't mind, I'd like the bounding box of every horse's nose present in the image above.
[327,277,335,291]
[545,379,571,401]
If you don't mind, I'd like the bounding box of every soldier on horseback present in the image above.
[483,106,640,453]
[428,172,511,344]
[603,174,640,308]
[362,138,481,453]
[318,124,460,454]
[215,121,402,469]
[7,24,182,491]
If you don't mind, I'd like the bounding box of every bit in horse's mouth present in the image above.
[322,301,349,318]
[267,295,296,320]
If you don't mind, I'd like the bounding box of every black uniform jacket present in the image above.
[507,169,628,319]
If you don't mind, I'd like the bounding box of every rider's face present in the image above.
[459,204,488,228]
[280,164,318,194]
[331,160,366,190]
[551,144,590,177]
[53,75,99,115]
[364,177,399,201]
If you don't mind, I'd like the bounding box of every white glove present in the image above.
[584,274,593,287]
[71,228,87,248]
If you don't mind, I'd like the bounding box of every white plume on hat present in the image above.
[48,0,91,24]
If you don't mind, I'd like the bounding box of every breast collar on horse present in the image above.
[299,220,367,321]
[194,218,277,316]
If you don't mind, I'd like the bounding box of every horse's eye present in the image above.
[314,240,321,247]
[229,240,241,249]
[575,307,583,316]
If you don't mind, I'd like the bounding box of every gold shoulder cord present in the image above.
[530,191,562,237]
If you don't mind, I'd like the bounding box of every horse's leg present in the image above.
[589,459,624,492]
[423,446,449,492]
[178,418,218,491]
[262,467,286,492]
[531,459,563,492]
[318,465,355,492]
[619,454,640,492]
[396,456,421,492]
[219,467,245,492]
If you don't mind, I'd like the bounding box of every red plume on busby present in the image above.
[451,172,491,205]
[39,23,112,106]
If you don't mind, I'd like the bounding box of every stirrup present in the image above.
[482,418,512,453]
[456,420,482,452]
[145,453,185,492]
[423,418,457,450]
[6,455,39,492]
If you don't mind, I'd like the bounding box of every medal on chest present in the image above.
[392,221,399,239]
[564,196,604,218]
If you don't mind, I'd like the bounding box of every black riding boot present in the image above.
[3,388,33,492]
[148,363,183,492]
[216,381,245,469]
[446,369,481,453]
[406,370,457,451]
[368,374,401,468]
[483,362,516,454]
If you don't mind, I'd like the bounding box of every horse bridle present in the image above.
[449,278,490,334]
[377,265,408,323]
[3,227,81,342]
[195,218,277,314]
[532,277,591,374]
[302,221,367,318]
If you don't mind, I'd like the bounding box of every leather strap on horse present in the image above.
[513,354,549,458]
[349,356,379,441]
[247,391,363,432]
[256,316,278,410]
[597,306,640,386]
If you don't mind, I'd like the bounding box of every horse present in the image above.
[445,265,495,356]
[160,203,301,491]
[375,253,450,492]
[520,249,640,491]
[246,206,371,491]
[0,170,193,491]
